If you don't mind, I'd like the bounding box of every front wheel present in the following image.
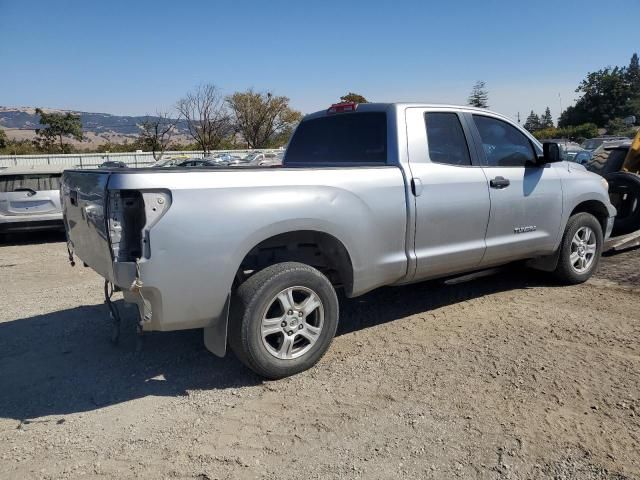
[553,212,603,284]
[228,262,339,379]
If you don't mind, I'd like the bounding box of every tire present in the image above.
[553,212,603,285]
[228,262,339,379]
[606,172,640,236]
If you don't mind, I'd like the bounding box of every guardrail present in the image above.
[0,149,282,169]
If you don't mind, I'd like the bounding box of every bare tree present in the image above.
[139,111,179,161]
[227,89,302,148]
[176,84,230,153]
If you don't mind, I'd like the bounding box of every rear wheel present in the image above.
[553,212,603,284]
[228,262,339,379]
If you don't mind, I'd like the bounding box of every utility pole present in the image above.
[558,93,562,120]
[517,112,521,124]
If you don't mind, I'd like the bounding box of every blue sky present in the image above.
[1,0,638,123]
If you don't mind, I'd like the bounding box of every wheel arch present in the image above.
[569,199,610,234]
[236,229,355,297]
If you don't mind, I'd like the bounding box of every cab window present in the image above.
[285,112,387,165]
[473,115,536,167]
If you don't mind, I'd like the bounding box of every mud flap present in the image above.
[526,248,561,272]
[203,294,230,357]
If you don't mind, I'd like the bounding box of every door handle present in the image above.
[489,176,510,189]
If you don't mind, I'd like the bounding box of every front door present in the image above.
[467,114,563,266]
[406,108,491,280]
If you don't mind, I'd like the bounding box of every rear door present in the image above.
[0,173,62,216]
[406,108,491,280]
[467,113,563,265]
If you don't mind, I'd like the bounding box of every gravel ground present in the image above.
[0,232,639,480]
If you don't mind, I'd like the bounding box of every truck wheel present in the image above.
[228,262,339,379]
[553,212,603,285]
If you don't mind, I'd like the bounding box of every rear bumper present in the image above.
[0,213,63,233]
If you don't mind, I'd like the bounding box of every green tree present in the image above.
[0,128,7,149]
[559,66,632,127]
[339,92,368,103]
[524,111,542,132]
[532,123,598,141]
[34,108,83,153]
[468,81,489,108]
[540,107,554,128]
[605,117,636,137]
[628,52,640,91]
[227,89,302,148]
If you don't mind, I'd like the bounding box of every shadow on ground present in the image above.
[0,266,549,421]
[0,230,66,246]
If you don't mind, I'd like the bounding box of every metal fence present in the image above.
[0,149,281,169]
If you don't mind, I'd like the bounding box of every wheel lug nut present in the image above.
[287,330,294,336]
[287,310,293,315]
[281,321,287,327]
[298,311,303,317]
[298,324,303,330]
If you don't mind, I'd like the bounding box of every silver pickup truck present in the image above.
[62,103,615,378]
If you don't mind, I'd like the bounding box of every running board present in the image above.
[444,267,504,286]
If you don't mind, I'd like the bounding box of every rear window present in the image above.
[0,174,62,193]
[285,112,387,165]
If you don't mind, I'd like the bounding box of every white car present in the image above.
[0,165,65,234]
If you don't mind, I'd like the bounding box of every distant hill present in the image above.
[0,107,191,146]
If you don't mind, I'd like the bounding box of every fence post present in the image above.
[79,155,83,169]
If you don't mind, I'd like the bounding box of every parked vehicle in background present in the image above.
[176,158,209,167]
[573,150,593,165]
[586,133,640,235]
[61,102,615,379]
[99,160,128,169]
[152,157,182,168]
[245,151,284,166]
[205,153,248,167]
[582,136,630,152]
[0,165,65,234]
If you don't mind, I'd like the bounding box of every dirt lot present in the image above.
[0,232,639,480]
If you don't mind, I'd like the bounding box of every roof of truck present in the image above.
[0,165,68,175]
[304,102,514,122]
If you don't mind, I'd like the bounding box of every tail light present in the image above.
[328,102,358,114]
[107,189,171,262]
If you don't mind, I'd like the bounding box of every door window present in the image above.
[473,115,536,167]
[424,113,471,166]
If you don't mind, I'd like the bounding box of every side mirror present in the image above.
[539,142,561,164]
